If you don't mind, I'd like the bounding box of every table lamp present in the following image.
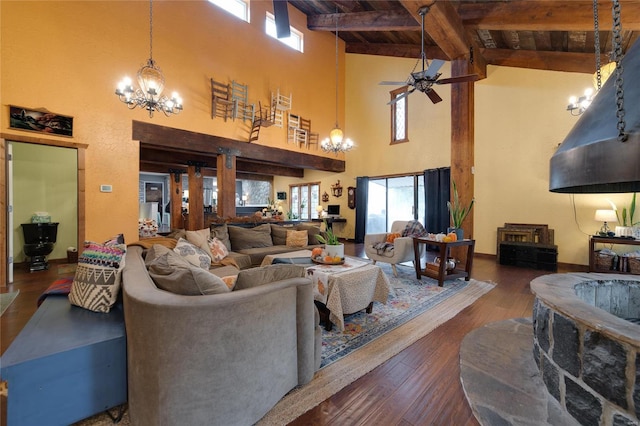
[594,209,618,236]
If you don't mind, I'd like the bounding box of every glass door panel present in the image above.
[367,179,387,234]
[387,176,414,229]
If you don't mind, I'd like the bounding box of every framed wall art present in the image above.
[9,105,73,137]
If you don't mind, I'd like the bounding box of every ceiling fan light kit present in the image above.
[379,6,477,106]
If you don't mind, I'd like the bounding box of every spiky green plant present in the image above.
[608,193,638,226]
[447,181,475,228]
[315,219,340,245]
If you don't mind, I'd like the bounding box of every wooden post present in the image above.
[169,171,183,230]
[216,153,236,219]
[450,57,475,262]
[187,165,204,230]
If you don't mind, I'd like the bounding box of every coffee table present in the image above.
[262,250,391,331]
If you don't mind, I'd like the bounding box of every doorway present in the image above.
[366,174,425,234]
[1,136,85,286]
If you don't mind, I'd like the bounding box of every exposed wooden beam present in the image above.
[482,48,609,74]
[399,0,487,79]
[307,10,420,31]
[346,42,446,60]
[458,1,640,31]
[132,121,345,173]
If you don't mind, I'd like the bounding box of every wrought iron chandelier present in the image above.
[321,14,354,155]
[115,0,183,118]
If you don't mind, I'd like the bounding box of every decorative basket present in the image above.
[595,250,616,271]
[629,257,640,275]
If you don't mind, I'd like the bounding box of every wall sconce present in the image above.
[331,180,343,197]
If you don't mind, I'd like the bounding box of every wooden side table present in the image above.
[413,238,475,286]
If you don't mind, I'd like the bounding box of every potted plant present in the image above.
[315,219,344,259]
[447,180,474,240]
[609,193,638,237]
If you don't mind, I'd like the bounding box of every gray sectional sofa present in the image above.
[122,245,322,426]
[210,222,325,269]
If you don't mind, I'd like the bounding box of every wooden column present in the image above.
[216,152,237,219]
[187,166,204,230]
[169,171,184,230]
[450,57,475,264]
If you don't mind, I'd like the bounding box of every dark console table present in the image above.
[589,236,640,273]
[412,238,475,286]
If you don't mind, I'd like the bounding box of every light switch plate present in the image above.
[100,184,112,193]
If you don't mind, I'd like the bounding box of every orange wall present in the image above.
[1,0,343,243]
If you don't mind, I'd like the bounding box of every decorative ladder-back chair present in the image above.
[211,79,233,121]
[230,81,254,123]
[271,89,292,128]
[299,117,319,150]
[287,113,307,147]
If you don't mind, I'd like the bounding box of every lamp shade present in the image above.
[594,209,618,223]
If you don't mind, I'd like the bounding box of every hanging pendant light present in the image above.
[115,0,183,118]
[321,13,354,155]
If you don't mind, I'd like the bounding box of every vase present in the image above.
[324,243,344,260]
[447,227,464,241]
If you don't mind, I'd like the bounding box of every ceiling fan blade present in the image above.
[387,89,415,105]
[436,74,479,85]
[379,81,409,86]
[425,89,442,104]
[425,59,445,77]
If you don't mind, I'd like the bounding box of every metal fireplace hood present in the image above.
[549,39,640,193]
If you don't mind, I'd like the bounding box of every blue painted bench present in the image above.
[0,296,127,426]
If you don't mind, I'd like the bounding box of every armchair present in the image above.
[364,220,422,277]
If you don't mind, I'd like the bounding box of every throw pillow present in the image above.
[144,244,172,267]
[208,237,229,262]
[386,232,402,243]
[228,224,273,251]
[174,238,212,270]
[270,224,289,246]
[211,224,231,251]
[221,275,238,290]
[296,224,323,245]
[148,251,230,296]
[235,264,306,291]
[286,230,308,247]
[68,241,127,313]
[186,228,214,259]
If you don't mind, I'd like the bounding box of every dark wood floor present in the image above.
[0,244,588,425]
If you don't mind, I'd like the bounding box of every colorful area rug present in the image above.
[0,290,19,317]
[75,262,495,426]
[321,262,474,368]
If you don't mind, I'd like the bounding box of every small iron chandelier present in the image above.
[321,14,354,155]
[115,0,183,118]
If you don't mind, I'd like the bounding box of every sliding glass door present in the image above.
[366,175,424,233]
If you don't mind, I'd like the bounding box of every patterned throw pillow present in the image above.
[286,230,308,247]
[386,232,402,243]
[186,228,214,259]
[220,275,238,290]
[174,238,211,270]
[208,237,229,262]
[68,240,127,313]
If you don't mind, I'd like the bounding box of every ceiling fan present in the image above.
[379,6,478,105]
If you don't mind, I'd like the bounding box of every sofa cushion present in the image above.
[148,251,229,295]
[296,224,323,245]
[211,224,231,251]
[144,244,173,267]
[234,264,306,291]
[68,240,127,313]
[174,238,211,270]
[186,228,214,259]
[165,228,187,240]
[270,224,290,246]
[286,230,308,247]
[225,251,252,270]
[228,224,273,251]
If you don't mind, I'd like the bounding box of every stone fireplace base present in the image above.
[460,318,579,425]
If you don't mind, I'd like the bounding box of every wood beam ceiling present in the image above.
[307,10,420,32]
[482,49,611,73]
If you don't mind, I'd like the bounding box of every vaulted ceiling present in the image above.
[289,0,640,76]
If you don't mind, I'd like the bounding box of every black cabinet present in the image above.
[499,242,558,271]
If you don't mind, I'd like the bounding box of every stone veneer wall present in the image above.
[531,278,640,426]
